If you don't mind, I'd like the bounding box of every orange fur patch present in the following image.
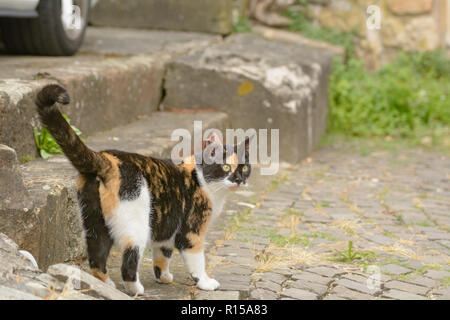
[92,268,108,282]
[76,175,86,192]
[154,257,168,271]
[182,155,196,172]
[99,153,122,219]
[120,236,135,252]
[186,232,205,253]
[186,193,212,254]
[226,153,238,171]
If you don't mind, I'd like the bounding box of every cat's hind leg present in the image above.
[120,243,146,295]
[106,181,151,296]
[152,244,174,284]
[78,175,115,288]
[85,229,115,288]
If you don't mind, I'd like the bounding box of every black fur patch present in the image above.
[154,266,161,279]
[161,247,173,258]
[78,174,113,273]
[121,246,139,282]
[192,275,199,283]
[118,161,143,201]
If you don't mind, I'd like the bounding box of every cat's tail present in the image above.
[36,84,111,175]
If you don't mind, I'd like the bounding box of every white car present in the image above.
[0,0,92,55]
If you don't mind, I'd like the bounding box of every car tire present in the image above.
[0,0,89,56]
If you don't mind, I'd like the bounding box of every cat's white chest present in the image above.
[203,185,229,219]
[210,193,227,218]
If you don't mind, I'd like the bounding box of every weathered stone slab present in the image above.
[259,272,286,285]
[423,270,450,280]
[0,58,163,161]
[292,271,333,285]
[214,273,251,292]
[0,233,129,300]
[250,288,278,300]
[0,145,36,257]
[383,289,427,300]
[164,34,335,162]
[90,0,232,35]
[336,278,380,295]
[255,280,282,293]
[196,291,240,300]
[305,266,344,278]
[331,285,375,300]
[381,264,412,275]
[291,280,328,295]
[281,287,317,300]
[47,264,131,300]
[384,280,429,295]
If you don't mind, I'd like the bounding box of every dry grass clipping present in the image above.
[254,244,319,273]
[375,243,423,260]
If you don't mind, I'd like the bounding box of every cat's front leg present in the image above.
[181,249,220,291]
[152,245,174,284]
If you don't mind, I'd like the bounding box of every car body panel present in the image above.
[0,0,39,11]
[0,0,39,17]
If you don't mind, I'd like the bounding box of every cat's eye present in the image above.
[242,165,248,173]
[222,165,231,172]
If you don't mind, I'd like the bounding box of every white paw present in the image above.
[105,277,116,289]
[157,271,173,284]
[197,277,220,291]
[123,281,144,296]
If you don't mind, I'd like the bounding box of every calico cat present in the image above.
[36,84,252,296]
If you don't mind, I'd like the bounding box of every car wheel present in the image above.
[0,0,89,56]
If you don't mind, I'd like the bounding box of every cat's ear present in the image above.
[236,135,254,154]
[202,132,222,150]
[202,132,223,158]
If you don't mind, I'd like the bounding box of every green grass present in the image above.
[21,154,34,164]
[331,241,377,264]
[267,174,289,192]
[395,214,405,225]
[232,15,252,33]
[283,208,304,217]
[34,114,83,159]
[269,231,335,247]
[284,5,449,151]
[320,132,450,156]
[329,52,450,142]
[441,276,450,287]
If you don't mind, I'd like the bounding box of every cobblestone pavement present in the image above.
[202,144,450,300]
[79,143,449,300]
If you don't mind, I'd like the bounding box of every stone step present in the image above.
[4,111,228,270]
[0,27,219,161]
[0,233,132,300]
[163,33,337,162]
[90,0,233,35]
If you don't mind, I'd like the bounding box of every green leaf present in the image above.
[33,113,83,159]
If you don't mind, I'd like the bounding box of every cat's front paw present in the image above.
[197,277,220,291]
[123,281,145,296]
[157,271,173,284]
